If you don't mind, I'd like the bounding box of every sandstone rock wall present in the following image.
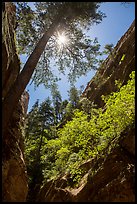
[81,20,135,108]
[2,2,20,100]
[2,2,29,202]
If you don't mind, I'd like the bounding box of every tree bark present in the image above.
[2,17,61,138]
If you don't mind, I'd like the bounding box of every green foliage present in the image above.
[25,71,135,187]
[103,43,114,55]
[41,71,135,184]
[79,98,97,115]
[24,97,57,197]
[68,85,80,108]
[15,2,105,86]
[50,83,62,124]
[119,53,126,65]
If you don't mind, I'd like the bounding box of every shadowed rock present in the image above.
[2,2,29,202]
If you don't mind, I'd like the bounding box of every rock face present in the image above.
[2,2,29,202]
[2,2,20,99]
[36,20,135,202]
[70,128,135,202]
[36,127,135,202]
[82,20,135,108]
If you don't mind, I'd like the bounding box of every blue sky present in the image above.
[20,2,135,112]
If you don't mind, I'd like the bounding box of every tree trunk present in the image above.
[2,17,61,138]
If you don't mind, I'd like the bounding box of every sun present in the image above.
[56,32,68,47]
[58,34,67,44]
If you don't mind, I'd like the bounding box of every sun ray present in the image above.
[58,34,67,45]
[56,31,69,51]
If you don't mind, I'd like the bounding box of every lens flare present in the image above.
[56,32,68,47]
[58,34,67,45]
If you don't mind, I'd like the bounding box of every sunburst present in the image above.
[56,31,69,51]
[57,34,67,45]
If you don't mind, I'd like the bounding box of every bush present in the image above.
[30,71,135,185]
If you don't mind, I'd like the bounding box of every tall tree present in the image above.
[25,97,55,201]
[2,2,105,137]
[38,97,55,129]
[68,85,80,108]
[51,83,62,125]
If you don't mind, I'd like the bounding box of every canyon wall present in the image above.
[82,20,135,108]
[2,2,29,201]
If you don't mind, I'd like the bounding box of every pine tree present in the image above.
[2,2,105,137]
[68,85,80,108]
[50,83,62,124]
[25,97,55,201]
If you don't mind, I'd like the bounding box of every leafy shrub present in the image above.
[26,71,135,186]
[42,71,135,184]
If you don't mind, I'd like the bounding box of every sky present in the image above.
[20,2,135,112]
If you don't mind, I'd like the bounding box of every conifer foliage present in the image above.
[2,2,105,138]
